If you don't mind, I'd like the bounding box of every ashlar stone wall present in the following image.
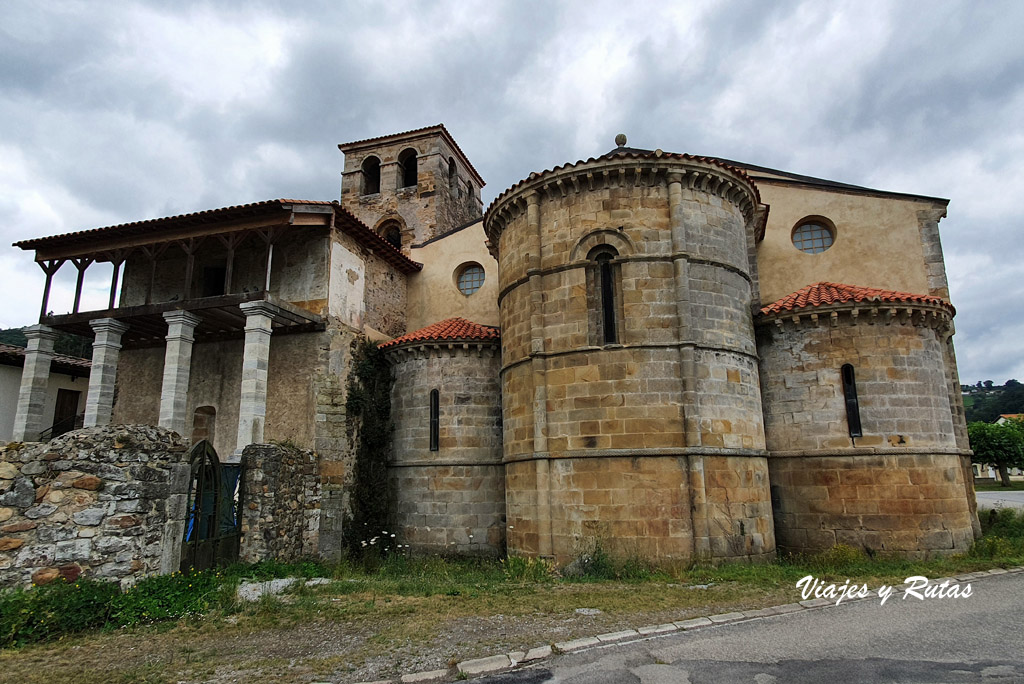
[0,425,189,588]
[757,306,978,556]
[486,154,774,564]
[387,343,505,555]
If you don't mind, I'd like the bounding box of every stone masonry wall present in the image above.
[341,134,482,247]
[387,345,504,555]
[757,310,977,555]
[489,155,772,563]
[0,425,189,588]
[239,443,321,562]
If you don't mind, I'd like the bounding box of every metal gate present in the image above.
[180,440,243,571]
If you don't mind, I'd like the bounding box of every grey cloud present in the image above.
[1,0,1021,382]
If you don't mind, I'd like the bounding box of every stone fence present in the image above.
[0,425,190,588]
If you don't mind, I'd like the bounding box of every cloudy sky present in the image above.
[1,0,1021,383]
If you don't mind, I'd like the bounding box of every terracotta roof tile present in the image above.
[12,199,423,274]
[12,199,335,250]
[333,205,422,274]
[0,343,92,370]
[760,282,952,316]
[380,317,499,350]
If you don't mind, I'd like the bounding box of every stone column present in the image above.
[158,310,201,436]
[84,318,129,427]
[234,301,276,460]
[11,324,60,441]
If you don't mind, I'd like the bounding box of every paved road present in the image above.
[976,490,1024,509]
[476,572,1024,684]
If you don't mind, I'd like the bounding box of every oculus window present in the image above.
[792,220,835,254]
[456,263,485,295]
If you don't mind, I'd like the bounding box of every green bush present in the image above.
[979,507,1024,539]
[967,535,1018,559]
[111,568,223,626]
[502,555,554,582]
[0,577,119,647]
[805,544,868,573]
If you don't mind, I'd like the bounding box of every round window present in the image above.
[792,220,835,254]
[456,263,485,295]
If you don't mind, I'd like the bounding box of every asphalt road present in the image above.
[475,571,1024,684]
[976,490,1024,509]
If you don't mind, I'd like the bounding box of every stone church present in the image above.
[9,124,979,565]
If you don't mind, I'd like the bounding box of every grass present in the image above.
[975,480,1024,491]
[2,510,1024,683]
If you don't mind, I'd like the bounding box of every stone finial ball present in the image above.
[615,133,627,147]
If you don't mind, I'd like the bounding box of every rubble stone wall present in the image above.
[0,425,189,588]
[240,443,321,562]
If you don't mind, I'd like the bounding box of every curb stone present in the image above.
[457,655,511,675]
[355,565,1024,684]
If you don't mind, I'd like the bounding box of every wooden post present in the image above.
[217,232,246,295]
[182,239,195,301]
[255,227,275,295]
[37,259,65,321]
[71,257,93,314]
[108,260,123,310]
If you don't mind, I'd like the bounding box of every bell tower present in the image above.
[339,124,485,250]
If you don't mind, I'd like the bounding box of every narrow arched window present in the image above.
[429,389,439,451]
[587,245,620,345]
[448,157,457,192]
[398,148,418,189]
[361,156,380,195]
[841,364,863,438]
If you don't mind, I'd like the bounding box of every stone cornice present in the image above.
[483,155,764,259]
[756,299,954,334]
[384,339,499,363]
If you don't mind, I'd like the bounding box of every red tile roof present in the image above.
[12,199,335,250]
[12,200,422,274]
[380,317,499,350]
[0,342,92,371]
[333,205,422,274]
[760,282,953,316]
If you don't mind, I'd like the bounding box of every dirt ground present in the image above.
[0,582,796,684]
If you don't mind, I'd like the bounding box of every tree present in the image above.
[968,420,1024,487]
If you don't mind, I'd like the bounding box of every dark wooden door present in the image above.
[51,389,81,437]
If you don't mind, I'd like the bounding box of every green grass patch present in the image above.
[4,510,1024,651]
[974,480,1024,491]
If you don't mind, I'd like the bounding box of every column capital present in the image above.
[22,324,60,343]
[162,310,202,328]
[239,300,280,320]
[89,317,130,336]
